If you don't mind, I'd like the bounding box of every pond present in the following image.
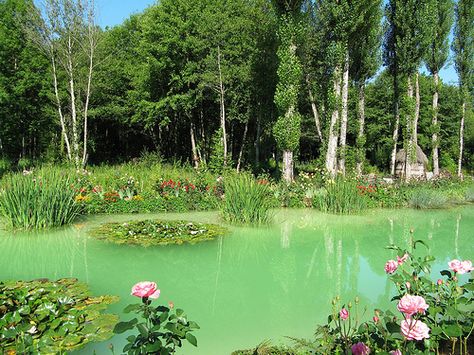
[1,207,473,354]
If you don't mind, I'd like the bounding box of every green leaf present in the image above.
[175,308,184,317]
[123,304,140,313]
[443,324,462,337]
[137,323,148,337]
[113,319,138,334]
[185,332,197,346]
[440,270,452,278]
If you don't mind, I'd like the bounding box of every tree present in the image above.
[452,0,473,178]
[272,0,303,182]
[426,0,453,176]
[27,0,99,168]
[384,0,435,179]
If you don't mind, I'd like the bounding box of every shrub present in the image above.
[0,278,118,354]
[221,174,273,225]
[0,169,81,229]
[409,189,448,209]
[315,175,368,214]
[0,158,11,178]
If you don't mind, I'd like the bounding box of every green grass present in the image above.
[315,175,367,214]
[0,168,80,229]
[221,173,273,225]
[408,189,449,209]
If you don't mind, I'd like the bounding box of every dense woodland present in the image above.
[0,0,473,179]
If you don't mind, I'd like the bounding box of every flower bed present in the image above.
[0,278,118,353]
[90,219,228,247]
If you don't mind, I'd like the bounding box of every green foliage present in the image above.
[409,188,449,208]
[115,292,199,354]
[0,278,118,354]
[90,219,228,247]
[315,175,368,214]
[0,169,81,229]
[453,0,474,95]
[221,174,273,225]
[0,158,11,178]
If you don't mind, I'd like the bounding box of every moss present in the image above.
[90,219,228,247]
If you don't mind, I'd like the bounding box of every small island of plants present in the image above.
[90,219,228,247]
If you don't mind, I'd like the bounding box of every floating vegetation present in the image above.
[0,278,118,353]
[90,219,228,247]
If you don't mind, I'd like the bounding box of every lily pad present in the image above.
[0,278,119,353]
[89,219,228,247]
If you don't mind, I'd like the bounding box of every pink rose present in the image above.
[373,316,379,323]
[397,253,409,265]
[390,350,402,355]
[340,308,349,320]
[400,319,430,340]
[461,260,473,273]
[397,294,429,317]
[385,260,398,274]
[351,342,371,355]
[448,259,473,274]
[131,281,161,299]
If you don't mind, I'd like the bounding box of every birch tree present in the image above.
[453,0,474,178]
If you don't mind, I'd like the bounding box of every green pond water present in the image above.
[1,207,473,354]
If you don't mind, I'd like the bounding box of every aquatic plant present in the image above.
[409,189,448,209]
[90,219,228,246]
[221,173,273,224]
[0,278,118,354]
[315,175,368,214]
[113,281,199,354]
[0,169,81,229]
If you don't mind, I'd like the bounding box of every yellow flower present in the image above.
[133,195,144,201]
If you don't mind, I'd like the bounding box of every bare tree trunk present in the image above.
[405,75,414,180]
[255,113,261,166]
[306,77,323,141]
[338,53,349,175]
[432,72,440,176]
[67,34,80,169]
[390,76,400,176]
[51,53,71,160]
[414,72,420,147]
[282,150,294,183]
[356,82,366,176]
[190,121,199,169]
[458,100,465,178]
[217,45,227,166]
[236,120,249,172]
[326,65,341,176]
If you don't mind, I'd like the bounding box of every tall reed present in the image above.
[315,176,367,214]
[221,174,272,225]
[0,169,80,229]
[409,189,448,209]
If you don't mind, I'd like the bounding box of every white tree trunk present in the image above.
[190,121,199,169]
[458,100,465,178]
[405,76,415,180]
[282,150,294,183]
[356,82,366,176]
[217,45,227,166]
[67,35,80,169]
[326,65,341,176]
[306,77,323,141]
[414,72,420,147]
[236,120,249,172]
[432,71,439,176]
[338,52,349,175]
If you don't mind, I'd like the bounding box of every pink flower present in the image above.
[340,308,349,320]
[405,281,411,290]
[397,253,409,265]
[385,260,398,274]
[437,279,443,285]
[351,342,371,355]
[390,350,402,355]
[373,316,379,323]
[397,294,429,317]
[449,259,473,274]
[131,281,161,299]
[400,319,430,340]
[168,301,174,309]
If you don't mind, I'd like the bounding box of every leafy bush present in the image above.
[0,278,118,354]
[0,169,81,229]
[221,174,273,224]
[0,158,11,178]
[90,219,228,247]
[114,281,199,354]
[315,175,368,214]
[409,189,449,209]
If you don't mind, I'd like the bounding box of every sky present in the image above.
[96,0,458,85]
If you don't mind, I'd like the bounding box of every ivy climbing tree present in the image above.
[272,0,303,183]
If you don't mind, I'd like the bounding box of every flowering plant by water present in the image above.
[113,281,199,354]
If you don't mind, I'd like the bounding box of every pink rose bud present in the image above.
[373,316,379,323]
[437,279,443,285]
[401,319,430,340]
[397,253,409,265]
[405,281,411,289]
[131,281,161,299]
[168,301,174,309]
[351,342,371,355]
[340,308,349,320]
[385,260,398,274]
